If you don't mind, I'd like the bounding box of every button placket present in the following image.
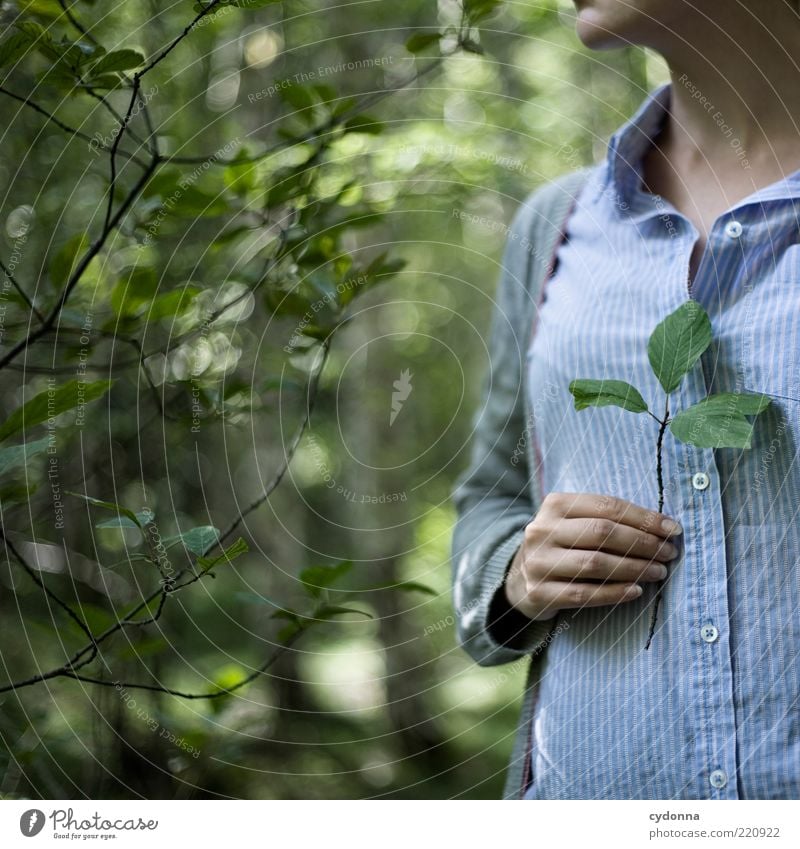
[676,364,739,797]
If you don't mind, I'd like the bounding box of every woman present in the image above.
[451,0,800,800]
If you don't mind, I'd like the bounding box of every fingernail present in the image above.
[628,584,643,597]
[661,518,683,536]
[647,564,668,580]
[662,543,678,559]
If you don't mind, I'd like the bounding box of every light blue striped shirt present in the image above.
[523,83,800,799]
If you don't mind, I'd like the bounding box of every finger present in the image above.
[535,549,668,583]
[554,517,680,561]
[536,579,643,614]
[544,492,682,537]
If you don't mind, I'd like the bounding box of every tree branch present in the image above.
[0,156,160,371]
[64,637,295,700]
[0,526,96,650]
[0,86,149,168]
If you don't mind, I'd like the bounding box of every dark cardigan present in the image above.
[450,167,593,799]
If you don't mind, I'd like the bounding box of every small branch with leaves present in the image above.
[569,300,771,649]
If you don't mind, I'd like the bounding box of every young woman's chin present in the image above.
[571,0,678,52]
[574,8,629,50]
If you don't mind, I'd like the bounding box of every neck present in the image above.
[660,3,800,165]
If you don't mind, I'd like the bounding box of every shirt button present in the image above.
[709,769,728,789]
[724,220,743,239]
[701,623,719,643]
[692,471,710,490]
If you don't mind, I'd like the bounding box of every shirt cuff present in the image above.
[483,529,559,655]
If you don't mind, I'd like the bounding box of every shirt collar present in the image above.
[594,81,800,220]
[594,83,672,220]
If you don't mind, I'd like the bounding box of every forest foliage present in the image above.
[0,0,661,798]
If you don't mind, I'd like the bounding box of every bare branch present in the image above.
[0,156,160,371]
[64,638,295,700]
[0,86,149,168]
[0,526,96,649]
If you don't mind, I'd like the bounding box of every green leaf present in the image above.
[0,481,38,505]
[464,0,504,22]
[110,266,159,317]
[146,285,202,320]
[89,48,144,76]
[84,73,122,90]
[16,0,66,21]
[405,33,442,53]
[0,31,33,69]
[165,525,220,555]
[96,509,154,530]
[14,21,50,43]
[210,663,249,697]
[568,379,648,414]
[280,84,316,112]
[366,253,405,278]
[300,323,333,341]
[44,37,98,69]
[66,491,142,527]
[366,580,437,596]
[299,560,353,598]
[313,604,373,621]
[0,379,113,442]
[264,288,312,318]
[0,438,49,475]
[669,392,772,449]
[194,0,282,9]
[49,233,89,290]
[142,169,228,216]
[223,149,256,197]
[343,115,385,135]
[270,607,301,622]
[648,300,713,394]
[197,537,249,570]
[96,517,140,530]
[72,602,115,636]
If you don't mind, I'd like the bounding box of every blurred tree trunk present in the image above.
[352,325,446,778]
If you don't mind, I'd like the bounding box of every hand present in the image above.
[504,492,683,622]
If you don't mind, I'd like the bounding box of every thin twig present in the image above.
[137,0,225,78]
[0,157,159,371]
[0,86,149,168]
[63,636,296,700]
[0,526,96,650]
[645,397,671,650]
[0,332,332,695]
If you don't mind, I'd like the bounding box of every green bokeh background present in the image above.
[0,0,667,799]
